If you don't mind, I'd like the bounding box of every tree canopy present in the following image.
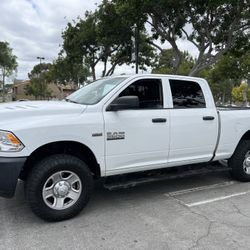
[25,63,52,100]
[61,0,156,80]
[152,49,194,75]
[200,47,250,104]
[49,56,90,85]
[112,0,250,76]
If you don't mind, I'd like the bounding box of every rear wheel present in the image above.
[25,154,93,221]
[228,140,250,182]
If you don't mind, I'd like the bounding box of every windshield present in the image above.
[66,77,128,105]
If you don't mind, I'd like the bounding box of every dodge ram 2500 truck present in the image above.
[1,74,250,221]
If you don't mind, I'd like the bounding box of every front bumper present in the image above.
[0,157,27,198]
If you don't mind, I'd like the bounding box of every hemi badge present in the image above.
[92,133,103,137]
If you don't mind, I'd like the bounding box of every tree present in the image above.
[232,82,250,104]
[113,0,187,72]
[146,0,187,73]
[0,41,17,102]
[152,49,194,75]
[112,0,250,76]
[61,1,155,80]
[25,63,52,100]
[62,12,99,80]
[184,0,250,76]
[49,56,90,85]
[203,46,250,104]
[25,78,52,100]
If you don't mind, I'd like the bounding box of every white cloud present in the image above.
[0,0,101,80]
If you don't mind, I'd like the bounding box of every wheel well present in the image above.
[241,131,250,141]
[20,141,101,180]
[233,130,250,155]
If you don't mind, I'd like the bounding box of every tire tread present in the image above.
[229,140,250,182]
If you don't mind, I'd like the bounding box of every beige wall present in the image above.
[13,82,35,100]
[12,81,77,101]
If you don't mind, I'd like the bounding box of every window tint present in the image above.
[169,80,206,108]
[119,79,163,109]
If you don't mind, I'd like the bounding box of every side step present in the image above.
[103,163,229,191]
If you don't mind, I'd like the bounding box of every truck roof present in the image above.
[110,74,205,82]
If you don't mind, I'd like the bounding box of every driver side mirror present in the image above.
[107,96,139,111]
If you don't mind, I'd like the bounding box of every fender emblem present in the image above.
[92,133,103,137]
[107,132,125,140]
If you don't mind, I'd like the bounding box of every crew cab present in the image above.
[1,74,250,221]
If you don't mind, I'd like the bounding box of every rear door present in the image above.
[168,78,218,165]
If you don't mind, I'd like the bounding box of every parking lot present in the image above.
[1,167,250,250]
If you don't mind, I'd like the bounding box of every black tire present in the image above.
[25,154,93,222]
[228,140,250,182]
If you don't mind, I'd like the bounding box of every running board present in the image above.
[103,163,229,191]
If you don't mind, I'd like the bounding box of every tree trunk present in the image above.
[102,58,107,77]
[2,67,5,102]
[135,24,139,74]
[169,40,182,74]
[91,65,96,81]
[222,92,225,105]
[189,64,201,76]
[243,88,248,107]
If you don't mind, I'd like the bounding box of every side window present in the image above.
[119,79,163,109]
[169,80,206,108]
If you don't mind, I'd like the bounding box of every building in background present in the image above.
[12,80,78,101]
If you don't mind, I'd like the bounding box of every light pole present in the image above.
[131,25,139,74]
[135,24,139,74]
[37,56,45,64]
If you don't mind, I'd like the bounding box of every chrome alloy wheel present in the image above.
[243,151,250,175]
[42,171,82,210]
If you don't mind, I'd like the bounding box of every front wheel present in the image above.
[25,154,93,221]
[228,140,250,182]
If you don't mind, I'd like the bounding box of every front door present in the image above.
[103,78,170,175]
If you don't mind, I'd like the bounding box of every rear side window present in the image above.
[119,79,163,109]
[169,79,206,108]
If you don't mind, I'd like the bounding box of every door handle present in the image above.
[203,116,215,121]
[152,118,167,123]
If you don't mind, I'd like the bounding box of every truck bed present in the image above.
[217,106,250,111]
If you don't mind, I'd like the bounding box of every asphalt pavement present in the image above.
[1,168,250,250]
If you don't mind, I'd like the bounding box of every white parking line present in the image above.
[186,191,250,207]
[167,181,235,196]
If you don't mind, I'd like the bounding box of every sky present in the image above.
[0,0,198,81]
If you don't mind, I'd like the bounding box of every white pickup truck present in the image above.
[1,74,250,221]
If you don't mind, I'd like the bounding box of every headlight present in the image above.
[0,131,24,152]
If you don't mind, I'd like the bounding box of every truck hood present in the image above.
[0,101,86,130]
